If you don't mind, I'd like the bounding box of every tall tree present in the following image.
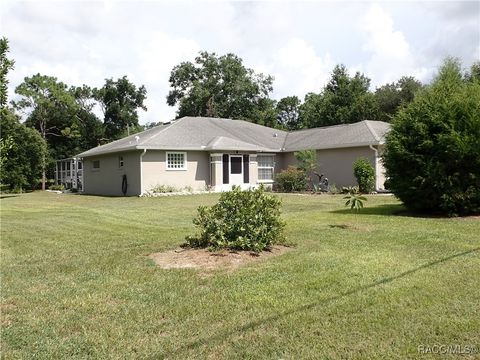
[70,85,105,148]
[276,96,301,130]
[94,76,147,140]
[375,76,423,121]
[1,108,47,190]
[299,64,379,128]
[0,37,15,108]
[167,51,275,123]
[13,74,78,190]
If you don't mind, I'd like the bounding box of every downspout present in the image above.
[139,149,147,195]
[369,144,379,191]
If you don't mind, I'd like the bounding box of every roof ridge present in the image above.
[137,118,183,146]
[363,120,380,142]
[289,122,352,134]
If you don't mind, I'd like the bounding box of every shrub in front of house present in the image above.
[274,166,308,192]
[383,59,480,216]
[353,157,375,193]
[186,186,285,251]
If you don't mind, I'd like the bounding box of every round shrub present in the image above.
[274,166,308,192]
[186,186,285,251]
[382,59,480,216]
[353,157,375,193]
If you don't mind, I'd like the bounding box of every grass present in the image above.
[1,192,479,359]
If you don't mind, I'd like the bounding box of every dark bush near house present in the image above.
[48,184,64,191]
[274,166,308,192]
[383,59,480,216]
[353,157,375,193]
[186,186,285,251]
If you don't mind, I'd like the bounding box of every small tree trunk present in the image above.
[42,170,46,190]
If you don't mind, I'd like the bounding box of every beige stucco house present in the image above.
[76,116,390,196]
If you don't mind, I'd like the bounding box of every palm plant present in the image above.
[344,193,367,212]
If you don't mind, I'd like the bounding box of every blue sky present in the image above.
[2,0,479,124]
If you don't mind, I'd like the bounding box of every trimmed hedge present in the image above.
[274,166,308,192]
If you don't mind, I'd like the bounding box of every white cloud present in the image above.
[138,31,200,122]
[274,38,334,98]
[359,3,431,87]
[3,0,478,124]
[254,37,334,101]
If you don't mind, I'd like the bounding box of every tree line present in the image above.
[1,36,479,191]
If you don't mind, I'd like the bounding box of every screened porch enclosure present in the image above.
[55,158,83,191]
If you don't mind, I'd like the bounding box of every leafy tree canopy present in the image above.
[13,74,79,189]
[276,96,301,130]
[0,37,15,108]
[299,64,379,128]
[167,51,276,126]
[94,76,147,140]
[1,108,47,190]
[375,76,423,121]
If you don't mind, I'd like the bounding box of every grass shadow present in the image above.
[164,247,479,358]
[0,195,19,199]
[331,204,405,216]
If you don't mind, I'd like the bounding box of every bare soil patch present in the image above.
[149,245,291,272]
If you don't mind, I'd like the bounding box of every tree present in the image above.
[375,76,423,121]
[167,51,275,123]
[94,76,147,140]
[299,64,379,128]
[70,85,105,149]
[276,96,301,130]
[382,58,480,216]
[0,37,14,108]
[466,61,480,82]
[13,74,78,190]
[295,149,318,190]
[0,108,47,191]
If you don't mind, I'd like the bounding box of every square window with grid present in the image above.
[166,152,186,170]
[257,155,274,181]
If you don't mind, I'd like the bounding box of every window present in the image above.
[257,155,274,181]
[230,156,242,174]
[166,152,187,170]
[93,160,100,169]
[118,156,124,168]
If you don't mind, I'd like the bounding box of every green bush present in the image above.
[353,157,375,193]
[274,166,308,192]
[342,186,359,195]
[151,184,178,193]
[383,59,480,216]
[186,186,285,251]
[48,184,64,191]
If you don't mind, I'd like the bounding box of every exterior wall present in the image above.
[142,150,210,192]
[279,146,386,190]
[315,147,375,189]
[83,151,141,196]
[375,145,387,191]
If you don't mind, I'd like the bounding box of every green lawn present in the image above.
[1,192,479,359]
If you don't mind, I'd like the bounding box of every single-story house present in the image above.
[76,116,391,196]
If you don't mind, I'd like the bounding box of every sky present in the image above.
[2,0,479,124]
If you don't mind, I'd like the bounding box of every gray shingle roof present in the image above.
[283,120,390,152]
[77,117,390,157]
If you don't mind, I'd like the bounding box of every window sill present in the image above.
[257,180,274,183]
[166,168,188,171]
